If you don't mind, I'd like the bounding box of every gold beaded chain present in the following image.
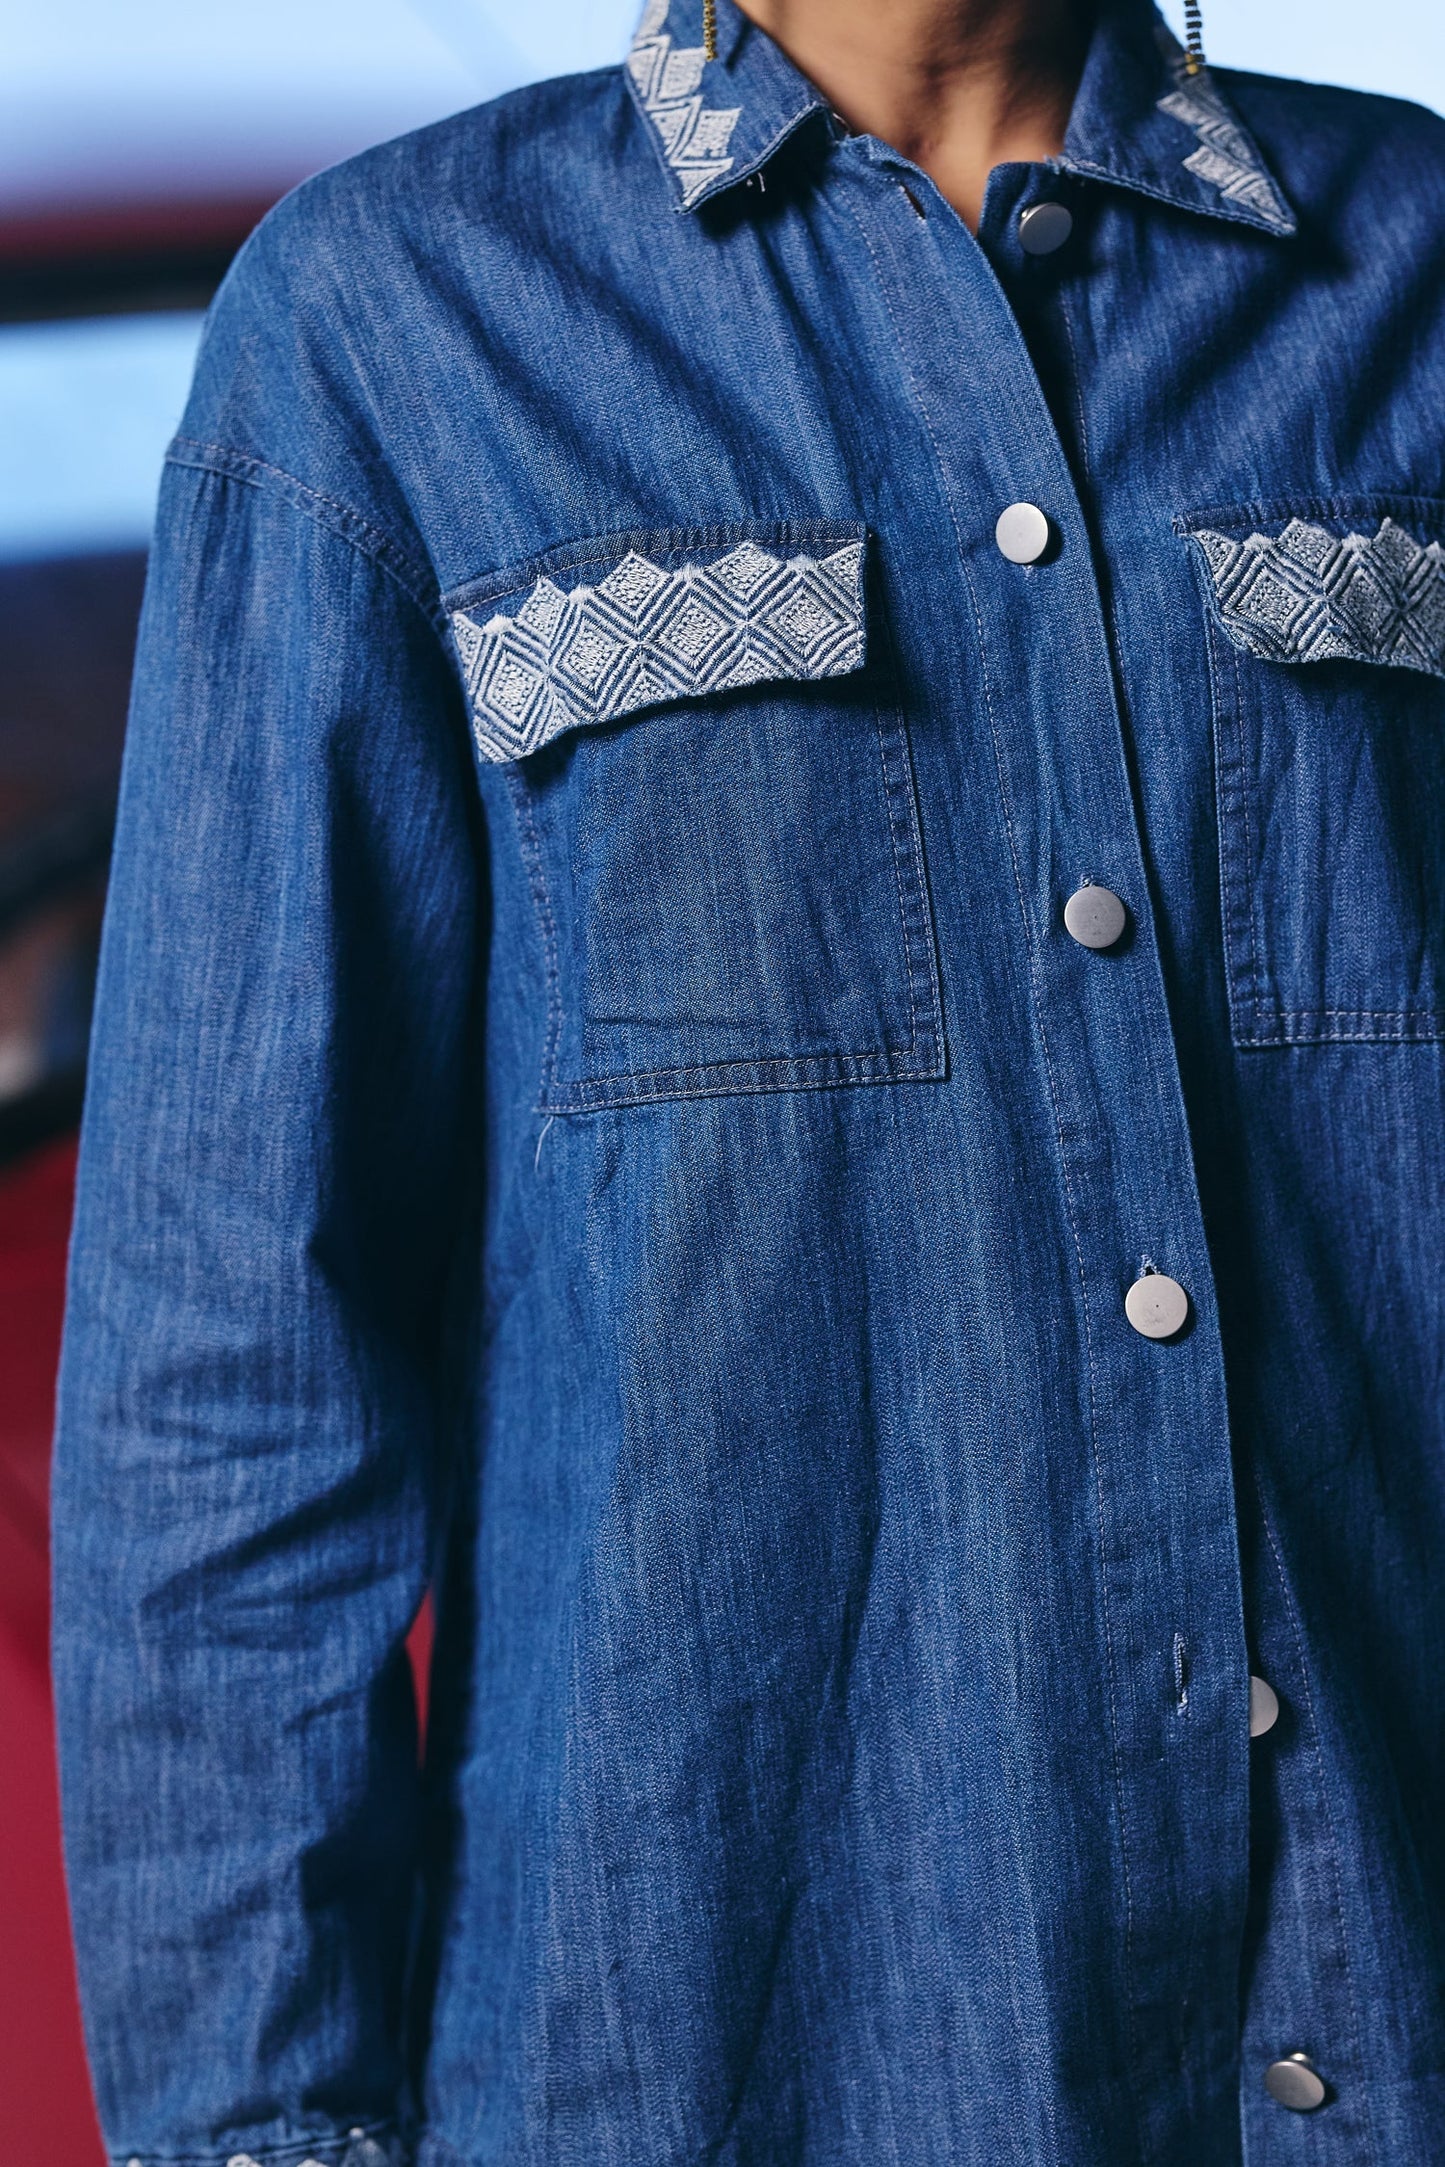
[703,0,718,61]
[1182,0,1206,74]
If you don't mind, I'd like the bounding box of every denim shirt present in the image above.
[51,2,1445,2162]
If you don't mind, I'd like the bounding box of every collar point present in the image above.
[627,0,824,217]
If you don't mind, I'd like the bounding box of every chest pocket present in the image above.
[447,523,943,1110]
[1182,497,1445,1047]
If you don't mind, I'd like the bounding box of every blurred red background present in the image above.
[0,1136,434,2160]
[0,1136,100,2159]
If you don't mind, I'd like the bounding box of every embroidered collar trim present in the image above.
[1058,7,1296,238]
[624,0,825,212]
[1155,65,1293,231]
[622,0,1296,236]
[627,0,743,209]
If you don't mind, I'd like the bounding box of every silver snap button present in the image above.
[1064,884,1126,950]
[1124,1272,1189,1340]
[1019,201,1074,254]
[342,2138,392,2167]
[1249,1675,1280,1737]
[995,502,1051,564]
[1264,2053,1327,2111]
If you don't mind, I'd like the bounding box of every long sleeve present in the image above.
[50,447,482,2167]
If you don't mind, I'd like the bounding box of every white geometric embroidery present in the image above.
[1193,516,1445,677]
[1157,72,1286,224]
[452,541,867,762]
[628,0,741,208]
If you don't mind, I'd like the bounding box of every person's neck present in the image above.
[732,0,1092,230]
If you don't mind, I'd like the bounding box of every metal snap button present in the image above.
[1124,1272,1189,1340]
[1064,884,1126,950]
[995,502,1051,563]
[1019,202,1074,254]
[1264,2054,1327,2111]
[1249,1675,1280,1738]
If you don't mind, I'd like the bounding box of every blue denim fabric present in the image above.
[50,2,1445,2162]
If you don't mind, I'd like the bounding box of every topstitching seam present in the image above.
[870,697,920,1056]
[1058,159,1287,235]
[165,435,442,630]
[442,519,868,616]
[867,609,946,1064]
[503,771,564,1110]
[1175,492,1445,533]
[1228,633,1269,1038]
[541,1046,927,1115]
[1269,1009,1445,1023]
[1052,289,1094,493]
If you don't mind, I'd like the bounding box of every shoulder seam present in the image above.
[166,435,445,632]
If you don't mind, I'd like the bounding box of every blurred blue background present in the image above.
[1,0,1439,568]
[0,0,637,564]
[0,0,1439,1165]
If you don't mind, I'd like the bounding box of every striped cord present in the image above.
[1182,0,1206,74]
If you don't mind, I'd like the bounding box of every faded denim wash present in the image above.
[51,1,1445,2162]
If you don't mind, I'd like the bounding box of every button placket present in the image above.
[845,148,1247,2136]
[888,131,1351,2149]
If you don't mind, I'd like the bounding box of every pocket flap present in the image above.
[446,527,868,763]
[1182,508,1445,679]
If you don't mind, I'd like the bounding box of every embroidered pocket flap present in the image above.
[1182,508,1445,678]
[445,525,869,764]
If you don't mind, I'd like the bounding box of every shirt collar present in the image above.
[625,0,1295,239]
[624,0,824,210]
[1061,0,1295,236]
